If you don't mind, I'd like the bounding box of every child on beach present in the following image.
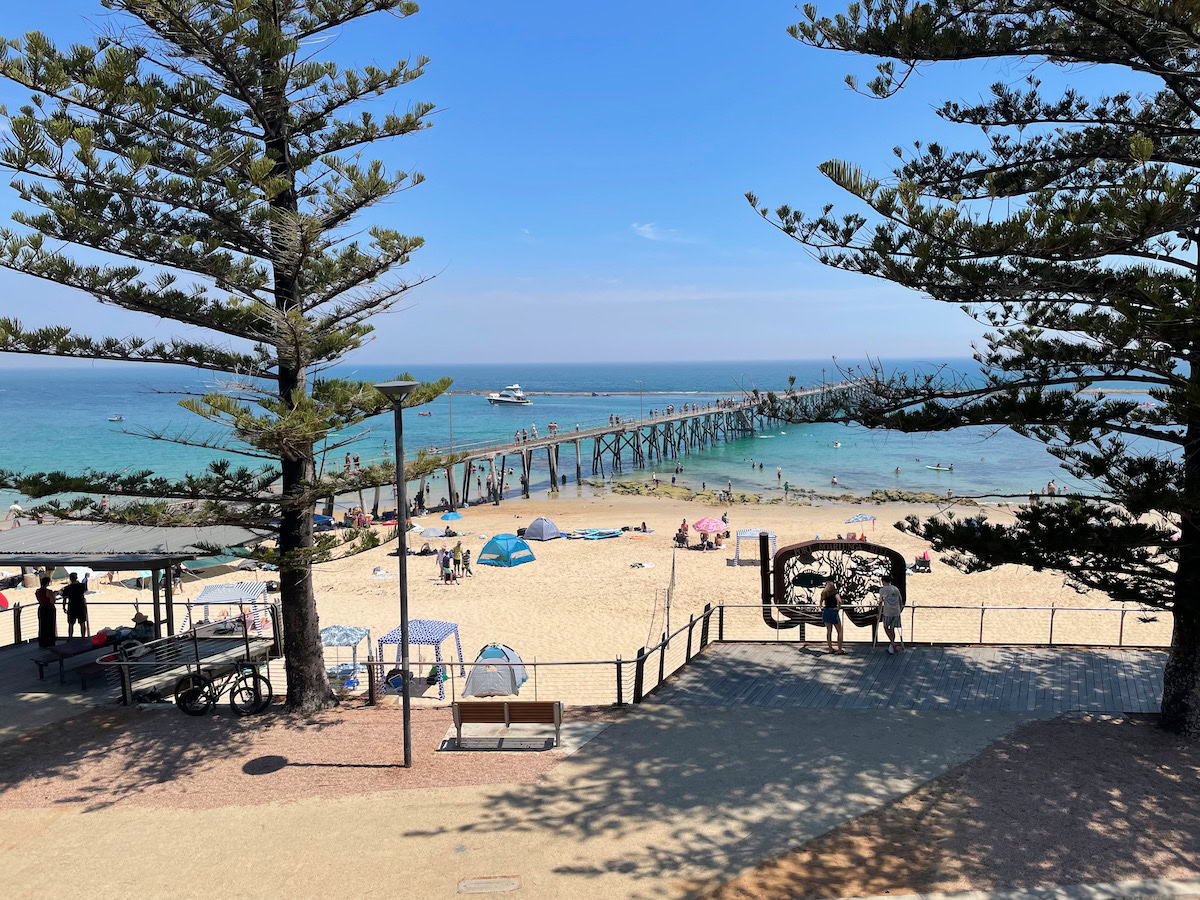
[463,549,473,577]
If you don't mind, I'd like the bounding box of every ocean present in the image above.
[0,359,1084,508]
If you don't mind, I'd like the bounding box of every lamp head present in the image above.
[375,380,419,402]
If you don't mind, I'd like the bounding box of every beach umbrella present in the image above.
[0,592,7,610]
[693,516,724,534]
[440,511,462,521]
[845,513,877,531]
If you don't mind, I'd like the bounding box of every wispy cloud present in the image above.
[630,222,696,243]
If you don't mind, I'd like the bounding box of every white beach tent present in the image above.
[732,529,777,566]
[462,644,529,698]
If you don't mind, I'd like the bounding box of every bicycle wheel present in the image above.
[174,673,207,710]
[178,683,215,716]
[229,671,273,716]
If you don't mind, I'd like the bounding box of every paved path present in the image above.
[650,644,1166,712]
[2,705,1034,900]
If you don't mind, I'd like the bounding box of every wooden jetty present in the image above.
[393,382,858,511]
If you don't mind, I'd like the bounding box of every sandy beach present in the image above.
[9,492,1170,706]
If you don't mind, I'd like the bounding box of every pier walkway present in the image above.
[394,381,858,508]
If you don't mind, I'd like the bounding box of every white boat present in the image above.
[108,415,125,422]
[487,384,531,406]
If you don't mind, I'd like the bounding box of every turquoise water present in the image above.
[0,359,1080,505]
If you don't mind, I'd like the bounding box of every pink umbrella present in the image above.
[0,592,7,610]
[693,517,724,534]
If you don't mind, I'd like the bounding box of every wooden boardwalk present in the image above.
[649,643,1166,713]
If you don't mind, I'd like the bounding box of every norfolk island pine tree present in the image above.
[749,0,1200,736]
[0,1,450,712]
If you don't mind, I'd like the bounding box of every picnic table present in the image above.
[32,637,101,684]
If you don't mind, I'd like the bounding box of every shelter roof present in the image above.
[194,582,268,603]
[0,524,265,571]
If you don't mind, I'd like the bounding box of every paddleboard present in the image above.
[926,466,952,471]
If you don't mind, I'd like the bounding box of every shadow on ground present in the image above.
[398,651,1038,897]
[693,714,1200,898]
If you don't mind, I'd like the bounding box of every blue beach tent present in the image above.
[524,516,561,541]
[478,534,535,567]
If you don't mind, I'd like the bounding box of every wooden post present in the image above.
[633,647,646,703]
[615,656,624,707]
[686,613,695,661]
[163,570,174,637]
[151,572,162,639]
[152,575,163,639]
[575,439,582,483]
[547,445,558,492]
[657,631,666,687]
[700,602,711,649]
[371,485,381,519]
[718,604,724,641]
[368,660,377,706]
[12,603,21,645]
[521,450,531,498]
[461,463,471,506]
[497,456,506,501]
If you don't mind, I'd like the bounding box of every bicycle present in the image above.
[174,661,273,716]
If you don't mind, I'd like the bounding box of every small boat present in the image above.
[418,411,432,417]
[833,441,841,448]
[487,384,531,406]
[108,415,125,422]
[926,465,953,471]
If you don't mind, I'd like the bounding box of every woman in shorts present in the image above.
[820,579,845,654]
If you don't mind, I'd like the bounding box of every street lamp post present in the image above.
[376,379,419,768]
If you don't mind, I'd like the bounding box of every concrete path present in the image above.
[2,705,1036,899]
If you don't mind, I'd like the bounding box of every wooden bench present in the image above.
[452,700,562,748]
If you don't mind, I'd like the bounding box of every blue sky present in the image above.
[0,1,1139,364]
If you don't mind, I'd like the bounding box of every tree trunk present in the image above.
[1161,606,1200,736]
[277,450,334,712]
[261,29,333,713]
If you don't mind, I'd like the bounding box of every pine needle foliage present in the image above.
[0,1,449,712]
[750,0,1200,735]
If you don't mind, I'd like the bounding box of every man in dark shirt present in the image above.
[61,572,89,638]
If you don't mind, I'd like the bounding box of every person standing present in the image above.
[36,576,58,647]
[435,546,445,579]
[61,572,89,638]
[877,574,904,655]
[5,501,23,527]
[777,466,782,481]
[344,453,352,473]
[452,541,463,576]
[820,579,844,654]
[462,548,473,577]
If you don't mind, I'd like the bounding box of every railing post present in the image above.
[1048,607,1055,646]
[13,603,21,645]
[699,603,711,649]
[718,604,724,641]
[368,660,377,706]
[633,647,646,703]
[686,614,695,662]
[1119,609,1126,647]
[616,656,624,707]
[911,605,916,644]
[979,606,985,643]
[658,632,667,687]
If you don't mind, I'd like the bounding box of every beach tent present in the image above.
[462,644,529,698]
[321,624,371,667]
[478,534,535,568]
[179,581,270,632]
[321,624,371,688]
[524,517,561,541]
[378,619,466,701]
[733,529,777,566]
